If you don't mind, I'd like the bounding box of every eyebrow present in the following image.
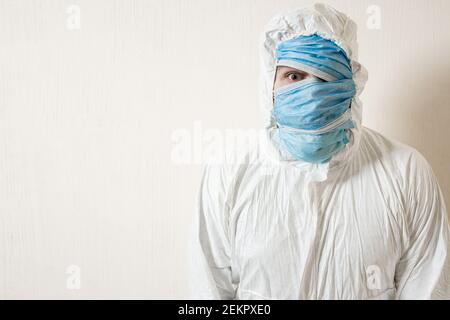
[278,66,308,73]
[279,68,309,76]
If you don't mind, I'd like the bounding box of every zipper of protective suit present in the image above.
[276,109,352,134]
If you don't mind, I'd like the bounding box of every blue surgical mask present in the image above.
[271,34,356,164]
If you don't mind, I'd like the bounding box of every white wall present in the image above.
[0,0,449,299]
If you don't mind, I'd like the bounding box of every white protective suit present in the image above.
[188,3,450,299]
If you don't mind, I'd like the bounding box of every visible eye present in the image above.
[286,72,302,81]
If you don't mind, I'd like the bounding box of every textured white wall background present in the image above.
[0,0,449,299]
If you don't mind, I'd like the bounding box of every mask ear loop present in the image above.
[271,66,278,128]
[271,66,277,104]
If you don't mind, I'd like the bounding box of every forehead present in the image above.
[275,34,352,81]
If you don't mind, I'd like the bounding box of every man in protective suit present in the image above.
[189,3,450,299]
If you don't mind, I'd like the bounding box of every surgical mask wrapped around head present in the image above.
[271,34,356,164]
